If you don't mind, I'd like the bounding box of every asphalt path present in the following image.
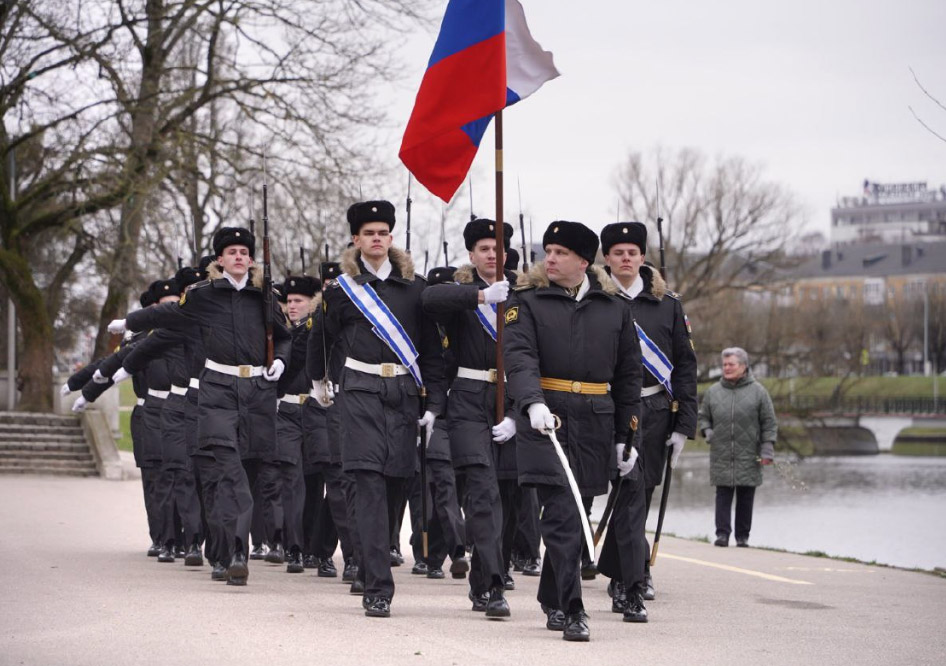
[1,471,944,665]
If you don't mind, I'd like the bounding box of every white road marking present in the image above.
[661,553,814,585]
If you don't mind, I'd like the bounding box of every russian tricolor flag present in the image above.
[400,0,559,203]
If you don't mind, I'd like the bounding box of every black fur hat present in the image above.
[149,278,179,303]
[174,265,205,291]
[600,222,647,256]
[347,200,396,235]
[139,290,155,308]
[282,275,320,298]
[320,262,341,282]
[542,221,599,264]
[212,226,255,258]
[426,266,457,286]
[462,218,513,251]
[504,247,520,271]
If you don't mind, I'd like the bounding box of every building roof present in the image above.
[792,242,946,280]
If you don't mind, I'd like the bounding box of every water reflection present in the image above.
[591,454,946,571]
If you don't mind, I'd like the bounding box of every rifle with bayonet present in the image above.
[262,177,274,367]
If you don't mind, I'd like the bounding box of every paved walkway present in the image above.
[1,473,944,665]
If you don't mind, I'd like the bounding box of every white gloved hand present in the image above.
[71,396,89,413]
[107,319,126,334]
[667,431,687,469]
[703,428,714,442]
[92,369,109,384]
[491,416,517,443]
[481,280,510,304]
[111,368,132,384]
[418,410,436,445]
[615,443,639,477]
[527,402,556,434]
[311,379,334,407]
[60,382,72,397]
[263,359,285,382]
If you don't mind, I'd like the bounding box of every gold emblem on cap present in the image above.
[553,226,559,233]
[371,206,377,212]
[622,228,628,234]
[290,280,296,286]
[489,224,494,231]
[235,231,241,237]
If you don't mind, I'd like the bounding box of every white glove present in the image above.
[263,359,285,382]
[92,369,109,384]
[110,367,131,384]
[615,443,639,477]
[481,280,510,304]
[71,396,89,412]
[107,319,126,334]
[60,382,72,397]
[491,416,517,443]
[311,379,334,407]
[418,410,436,445]
[667,432,686,469]
[527,402,555,434]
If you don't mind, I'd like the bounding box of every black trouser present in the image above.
[276,460,305,552]
[715,485,756,541]
[156,464,203,549]
[302,472,325,556]
[410,459,465,569]
[513,486,541,560]
[535,484,584,614]
[389,479,409,556]
[193,453,222,563]
[352,470,405,599]
[464,464,505,594]
[597,470,648,591]
[315,465,354,561]
[245,459,282,546]
[212,446,254,562]
[498,479,520,571]
[140,465,162,544]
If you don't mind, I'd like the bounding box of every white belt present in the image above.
[641,385,665,397]
[205,359,264,378]
[279,394,308,405]
[456,367,499,383]
[344,357,408,378]
[189,378,200,389]
[170,385,188,396]
[147,388,169,400]
[136,398,145,407]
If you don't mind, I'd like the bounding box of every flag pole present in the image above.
[494,110,506,423]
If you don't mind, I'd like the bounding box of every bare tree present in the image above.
[614,146,803,303]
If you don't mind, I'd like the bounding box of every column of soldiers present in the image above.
[61,200,696,642]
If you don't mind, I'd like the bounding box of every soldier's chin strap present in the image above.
[545,415,595,559]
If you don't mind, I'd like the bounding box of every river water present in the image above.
[591,454,946,571]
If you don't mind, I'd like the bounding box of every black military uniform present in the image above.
[117,227,291,585]
[503,221,642,642]
[595,222,698,612]
[422,220,519,615]
[307,201,446,618]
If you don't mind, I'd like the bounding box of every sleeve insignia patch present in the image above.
[306,316,313,330]
[179,292,187,307]
[505,306,519,324]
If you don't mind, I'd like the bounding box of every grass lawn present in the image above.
[698,376,941,398]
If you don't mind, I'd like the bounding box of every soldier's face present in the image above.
[604,243,645,282]
[286,293,312,324]
[218,245,253,279]
[158,295,180,304]
[470,238,497,280]
[353,223,393,261]
[544,244,588,287]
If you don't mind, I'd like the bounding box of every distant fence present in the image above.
[769,395,946,415]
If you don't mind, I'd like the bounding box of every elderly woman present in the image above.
[697,347,777,547]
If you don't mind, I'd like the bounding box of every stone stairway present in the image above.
[0,412,99,477]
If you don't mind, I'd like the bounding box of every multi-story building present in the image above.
[831,180,946,245]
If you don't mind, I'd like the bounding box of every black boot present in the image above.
[411,561,429,575]
[265,542,285,564]
[521,557,541,577]
[342,558,358,582]
[303,554,319,569]
[286,548,305,574]
[317,557,337,577]
[349,579,365,595]
[147,542,161,557]
[389,548,403,566]
[542,605,565,631]
[449,554,470,579]
[363,596,391,618]
[157,544,175,563]
[503,572,515,590]
[643,571,655,600]
[563,611,590,641]
[227,551,249,586]
[485,587,511,619]
[468,590,488,612]
[211,561,228,581]
[611,581,628,613]
[250,544,266,560]
[184,543,204,567]
[580,558,598,580]
[623,588,648,623]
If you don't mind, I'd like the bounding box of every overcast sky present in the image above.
[370,0,946,256]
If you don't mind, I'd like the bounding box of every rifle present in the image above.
[300,246,306,275]
[441,208,448,266]
[518,178,528,272]
[406,175,413,254]
[468,176,475,221]
[262,175,274,367]
[593,415,639,549]
[651,181,676,566]
[419,387,429,558]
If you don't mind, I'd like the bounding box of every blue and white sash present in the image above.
[635,322,674,399]
[336,274,423,387]
[475,303,498,341]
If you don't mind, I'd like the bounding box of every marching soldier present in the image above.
[422,220,519,617]
[596,222,697,610]
[503,221,642,642]
[307,200,445,618]
[109,226,291,585]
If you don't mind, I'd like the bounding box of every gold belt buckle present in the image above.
[380,363,396,378]
[238,365,251,378]
[487,369,498,383]
[571,381,582,393]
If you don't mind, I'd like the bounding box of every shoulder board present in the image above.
[665,290,682,300]
[325,279,341,290]
[513,284,535,292]
[186,279,211,292]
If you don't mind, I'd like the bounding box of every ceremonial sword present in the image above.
[546,415,594,559]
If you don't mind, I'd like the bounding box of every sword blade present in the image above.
[547,428,595,559]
